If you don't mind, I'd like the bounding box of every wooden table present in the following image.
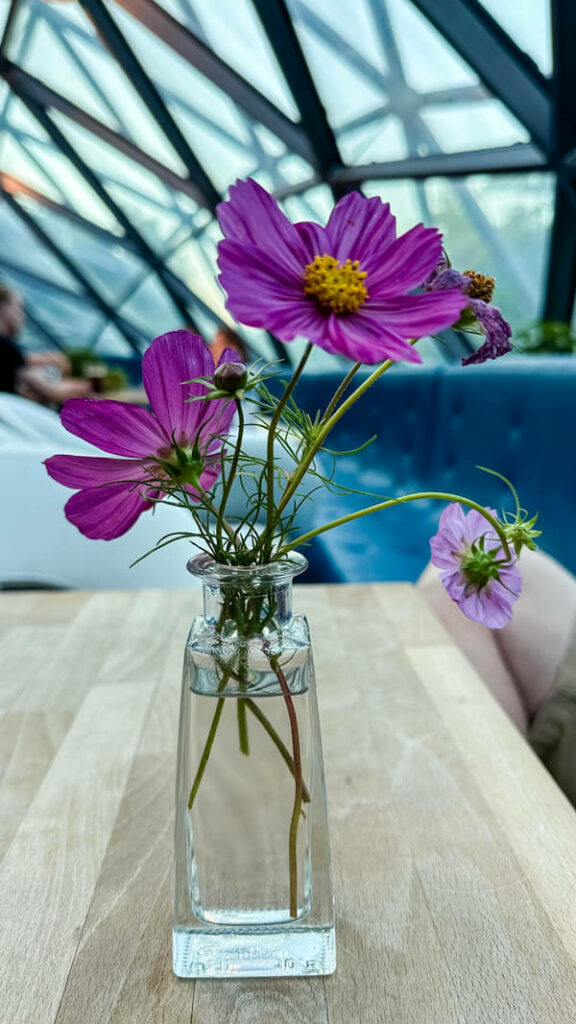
[2,585,576,1024]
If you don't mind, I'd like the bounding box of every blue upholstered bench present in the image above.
[292,357,576,583]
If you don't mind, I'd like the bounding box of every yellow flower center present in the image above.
[463,269,495,303]
[303,254,369,314]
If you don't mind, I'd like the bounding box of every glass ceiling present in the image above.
[0,0,563,367]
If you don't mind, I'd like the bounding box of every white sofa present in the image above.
[0,395,292,590]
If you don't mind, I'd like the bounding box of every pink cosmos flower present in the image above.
[216,179,469,365]
[424,261,512,365]
[45,331,238,540]
[430,503,522,628]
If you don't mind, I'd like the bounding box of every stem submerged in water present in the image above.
[264,642,304,919]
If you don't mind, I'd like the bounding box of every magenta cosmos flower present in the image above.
[424,261,512,365]
[45,331,238,540]
[430,503,521,628]
[216,179,469,365]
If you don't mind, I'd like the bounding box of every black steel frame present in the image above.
[0,0,575,354]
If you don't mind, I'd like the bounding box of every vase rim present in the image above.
[187,551,308,583]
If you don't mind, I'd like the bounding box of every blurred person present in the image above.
[0,285,91,405]
[418,548,576,804]
[210,325,250,365]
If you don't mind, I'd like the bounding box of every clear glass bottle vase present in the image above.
[173,553,335,978]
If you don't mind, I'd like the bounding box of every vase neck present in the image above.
[187,553,308,636]
[202,577,293,630]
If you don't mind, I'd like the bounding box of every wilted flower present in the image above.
[216,179,468,366]
[430,503,521,628]
[45,331,238,540]
[424,260,512,365]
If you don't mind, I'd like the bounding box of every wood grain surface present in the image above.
[1,584,576,1023]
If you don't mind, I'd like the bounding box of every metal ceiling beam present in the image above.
[544,0,576,323]
[0,60,205,204]
[551,0,576,161]
[410,0,552,154]
[544,181,576,322]
[331,144,547,186]
[0,186,145,352]
[112,0,315,167]
[0,0,20,59]
[77,0,220,213]
[250,0,342,181]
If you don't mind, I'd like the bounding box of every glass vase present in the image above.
[173,553,335,978]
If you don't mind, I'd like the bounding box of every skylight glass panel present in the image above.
[155,0,299,120]
[7,0,187,174]
[366,172,554,335]
[118,272,181,337]
[286,0,388,128]
[420,101,529,153]
[478,0,552,76]
[0,200,83,293]
[19,201,149,305]
[49,112,202,252]
[111,4,314,192]
[93,323,141,357]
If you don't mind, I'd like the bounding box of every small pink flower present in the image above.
[216,179,468,366]
[45,331,238,540]
[430,503,521,628]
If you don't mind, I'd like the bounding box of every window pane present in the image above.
[18,198,150,304]
[0,200,82,292]
[478,0,552,76]
[50,112,204,252]
[155,0,299,120]
[93,324,138,358]
[110,5,314,193]
[287,0,527,170]
[118,273,181,338]
[7,0,187,174]
[365,172,555,334]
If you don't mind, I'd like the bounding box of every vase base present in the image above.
[173,923,336,978]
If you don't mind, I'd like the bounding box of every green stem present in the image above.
[197,489,239,550]
[244,698,310,802]
[265,645,303,919]
[321,361,362,422]
[237,698,250,755]
[188,668,230,809]
[217,399,244,553]
[278,490,512,562]
[263,343,313,561]
[274,350,407,524]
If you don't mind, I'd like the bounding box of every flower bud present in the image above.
[213,361,247,394]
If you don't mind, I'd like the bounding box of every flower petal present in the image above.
[294,220,331,261]
[217,239,305,328]
[61,398,167,457]
[324,193,397,268]
[142,330,232,447]
[366,290,469,337]
[462,301,513,365]
[64,482,152,540]
[45,454,150,489]
[217,178,308,275]
[324,312,423,364]
[367,224,444,294]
